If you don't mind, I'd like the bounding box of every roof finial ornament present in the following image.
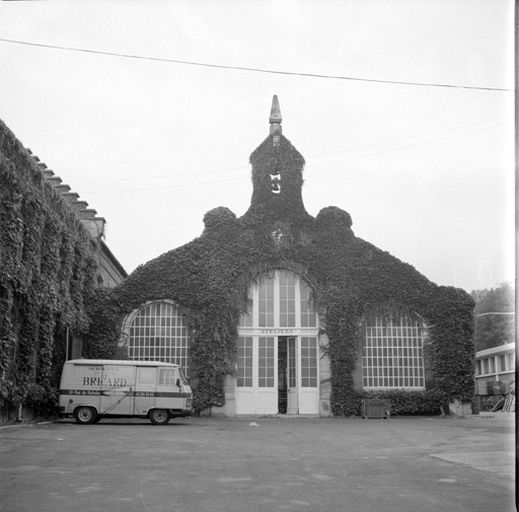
[269,95,282,135]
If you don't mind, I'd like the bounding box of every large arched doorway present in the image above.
[235,270,320,415]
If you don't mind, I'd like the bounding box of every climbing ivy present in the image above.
[0,120,99,417]
[94,131,474,415]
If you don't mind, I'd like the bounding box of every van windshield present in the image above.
[179,368,189,385]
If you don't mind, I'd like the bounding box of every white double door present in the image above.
[235,335,319,415]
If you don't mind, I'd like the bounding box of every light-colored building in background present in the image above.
[474,342,515,396]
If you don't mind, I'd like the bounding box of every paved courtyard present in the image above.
[0,414,514,512]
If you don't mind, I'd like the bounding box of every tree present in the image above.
[471,283,515,351]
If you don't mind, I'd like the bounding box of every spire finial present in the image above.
[269,95,282,135]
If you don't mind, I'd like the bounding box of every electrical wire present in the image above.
[70,117,504,185]
[85,175,248,194]
[306,122,507,170]
[306,117,504,160]
[80,118,498,194]
[0,37,512,92]
[72,163,248,184]
[78,119,505,193]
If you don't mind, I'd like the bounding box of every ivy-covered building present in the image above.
[107,96,474,417]
[0,119,126,419]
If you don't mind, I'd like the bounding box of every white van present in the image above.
[59,359,192,425]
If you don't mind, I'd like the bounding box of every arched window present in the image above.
[362,312,426,389]
[123,301,190,375]
[239,270,317,329]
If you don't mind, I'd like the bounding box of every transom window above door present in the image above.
[239,270,317,329]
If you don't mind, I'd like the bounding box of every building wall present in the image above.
[318,328,332,417]
[96,241,127,288]
[211,375,236,417]
[107,100,475,416]
[0,120,128,415]
[28,150,127,360]
[474,343,515,395]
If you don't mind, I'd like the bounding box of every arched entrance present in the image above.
[235,270,320,415]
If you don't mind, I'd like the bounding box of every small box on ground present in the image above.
[361,399,390,419]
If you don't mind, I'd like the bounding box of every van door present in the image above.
[99,364,135,415]
[156,367,179,410]
[134,366,157,415]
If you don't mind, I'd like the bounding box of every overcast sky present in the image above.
[0,1,514,293]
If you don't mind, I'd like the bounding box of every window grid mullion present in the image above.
[363,313,425,389]
[128,301,190,376]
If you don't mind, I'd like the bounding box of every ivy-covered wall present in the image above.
[0,120,101,416]
[95,130,474,415]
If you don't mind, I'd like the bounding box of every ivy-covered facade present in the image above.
[102,96,474,416]
[0,119,126,420]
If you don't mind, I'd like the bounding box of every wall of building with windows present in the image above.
[107,97,474,417]
[117,278,440,416]
[474,343,515,395]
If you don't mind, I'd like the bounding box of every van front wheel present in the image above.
[149,409,170,425]
[74,406,97,425]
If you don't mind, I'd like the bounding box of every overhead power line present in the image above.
[307,117,504,160]
[70,116,504,185]
[0,37,512,92]
[87,175,248,194]
[75,117,504,193]
[307,122,505,169]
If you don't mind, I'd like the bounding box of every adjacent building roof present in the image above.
[26,148,127,286]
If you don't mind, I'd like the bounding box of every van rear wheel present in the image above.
[149,409,170,425]
[74,406,97,425]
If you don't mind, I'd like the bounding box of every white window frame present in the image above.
[120,299,191,375]
[236,336,253,387]
[362,312,426,390]
[240,270,317,329]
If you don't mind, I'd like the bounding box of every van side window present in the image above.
[138,367,156,384]
[158,368,176,386]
